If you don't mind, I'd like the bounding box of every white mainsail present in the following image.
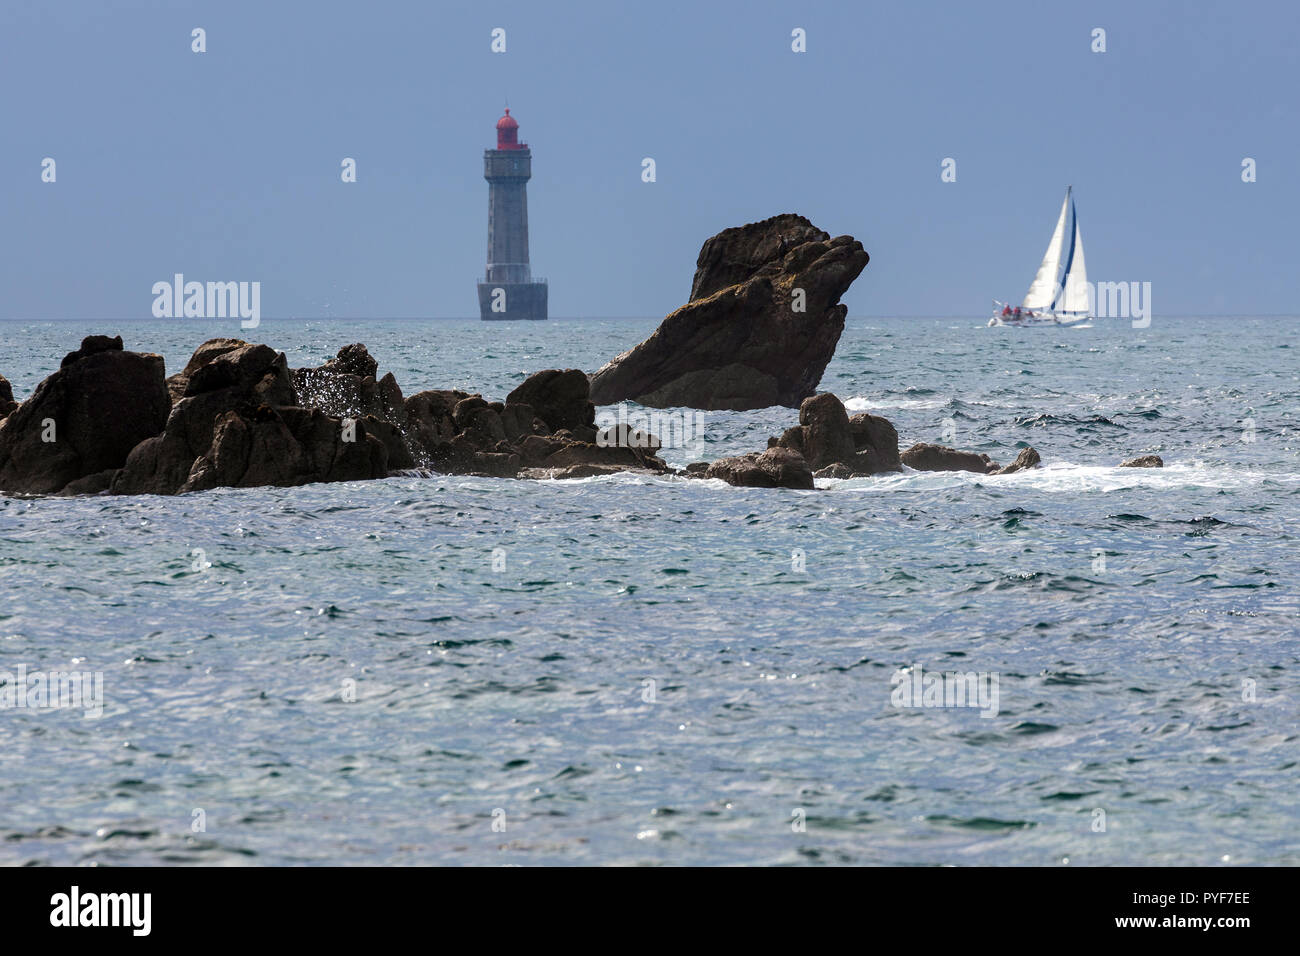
[1021,188,1072,311]
[1059,219,1089,313]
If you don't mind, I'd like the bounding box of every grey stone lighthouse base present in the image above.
[478,281,548,321]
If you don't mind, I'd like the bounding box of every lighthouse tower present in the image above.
[478,108,548,320]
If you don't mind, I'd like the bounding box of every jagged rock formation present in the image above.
[112,341,301,495]
[1121,455,1164,468]
[0,337,1046,497]
[0,336,170,495]
[403,370,666,479]
[588,214,869,410]
[292,344,414,469]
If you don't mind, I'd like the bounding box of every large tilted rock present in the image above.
[588,214,869,410]
[771,393,901,477]
[0,336,170,495]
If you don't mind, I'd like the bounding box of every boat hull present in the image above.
[988,299,1091,328]
[988,313,1092,328]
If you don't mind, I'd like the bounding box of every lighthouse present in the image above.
[478,108,548,320]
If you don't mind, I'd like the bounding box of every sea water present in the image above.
[0,316,1296,865]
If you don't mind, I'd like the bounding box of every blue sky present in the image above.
[2,0,1295,318]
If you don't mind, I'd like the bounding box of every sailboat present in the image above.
[989,186,1091,327]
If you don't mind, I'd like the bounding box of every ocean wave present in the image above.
[818,461,1300,494]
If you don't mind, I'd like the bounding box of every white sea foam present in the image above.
[843,395,951,412]
[819,460,1300,494]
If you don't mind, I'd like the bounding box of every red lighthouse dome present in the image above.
[495,108,525,150]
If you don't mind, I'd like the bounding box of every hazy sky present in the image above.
[3,0,1295,319]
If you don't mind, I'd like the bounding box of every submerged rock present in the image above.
[901,442,998,475]
[705,446,814,489]
[900,441,1041,476]
[588,214,869,410]
[1121,455,1164,468]
[0,336,170,495]
[993,446,1042,475]
[404,369,666,480]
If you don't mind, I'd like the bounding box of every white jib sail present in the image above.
[1022,188,1072,310]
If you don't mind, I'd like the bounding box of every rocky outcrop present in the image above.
[588,214,869,410]
[705,447,814,489]
[182,405,388,492]
[112,342,299,495]
[771,393,901,477]
[1121,455,1164,468]
[0,374,16,420]
[0,336,170,495]
[900,442,1041,476]
[404,371,668,480]
[506,369,595,432]
[292,344,413,469]
[166,337,247,403]
[2,336,1059,498]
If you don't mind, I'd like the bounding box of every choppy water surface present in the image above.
[1,316,1297,865]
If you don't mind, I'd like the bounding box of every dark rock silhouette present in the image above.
[506,369,595,432]
[1121,455,1164,468]
[771,393,901,476]
[166,337,246,403]
[183,405,388,491]
[588,214,869,410]
[113,342,298,495]
[0,336,169,495]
